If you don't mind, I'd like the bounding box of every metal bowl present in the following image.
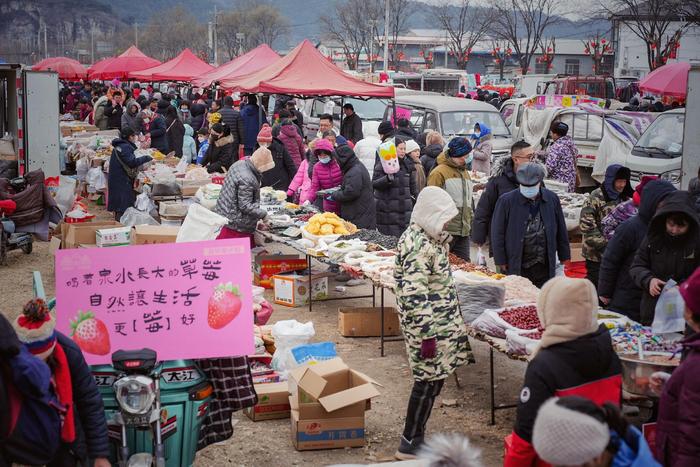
[619,352,680,397]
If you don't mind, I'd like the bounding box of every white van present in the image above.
[625,109,685,186]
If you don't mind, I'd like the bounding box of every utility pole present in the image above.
[91,20,95,63]
[43,19,48,59]
[369,20,376,73]
[134,22,139,48]
[444,29,448,68]
[213,5,219,65]
[382,0,389,71]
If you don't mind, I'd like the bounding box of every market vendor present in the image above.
[630,191,700,325]
[652,266,700,465]
[504,277,622,467]
[373,137,418,237]
[202,122,236,174]
[541,121,578,193]
[393,186,473,460]
[427,137,474,261]
[213,146,275,248]
[491,162,570,288]
[107,127,153,221]
[579,164,634,290]
[328,144,376,229]
[598,180,676,321]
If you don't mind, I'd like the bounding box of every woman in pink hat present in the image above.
[307,138,342,214]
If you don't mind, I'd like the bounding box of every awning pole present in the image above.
[392,98,396,125]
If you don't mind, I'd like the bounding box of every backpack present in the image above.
[0,350,62,465]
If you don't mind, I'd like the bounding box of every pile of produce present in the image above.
[345,229,398,250]
[500,275,540,303]
[471,303,541,338]
[305,212,356,235]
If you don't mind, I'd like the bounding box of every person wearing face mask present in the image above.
[469,122,492,175]
[630,191,700,325]
[139,109,169,153]
[202,122,235,174]
[372,138,418,237]
[491,162,571,287]
[107,127,153,220]
[308,139,343,214]
[579,164,634,290]
[393,186,473,460]
[182,124,197,163]
[257,124,297,191]
[179,100,191,125]
[427,137,474,261]
[196,128,210,165]
[120,101,141,133]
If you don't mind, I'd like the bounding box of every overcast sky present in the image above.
[417,0,602,20]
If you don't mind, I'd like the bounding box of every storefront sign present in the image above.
[55,239,253,364]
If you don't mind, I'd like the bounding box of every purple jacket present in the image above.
[278,124,305,167]
[656,332,700,466]
[602,199,639,241]
[309,159,342,214]
[545,136,578,192]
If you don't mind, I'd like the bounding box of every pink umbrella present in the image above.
[639,61,690,97]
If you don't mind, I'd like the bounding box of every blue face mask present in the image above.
[466,153,474,165]
[319,156,331,164]
[520,183,540,199]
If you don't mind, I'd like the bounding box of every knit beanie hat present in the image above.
[257,124,273,144]
[633,175,658,206]
[251,147,275,173]
[156,99,170,110]
[679,267,700,317]
[447,137,472,158]
[378,121,394,136]
[532,398,610,465]
[13,298,57,360]
[335,135,348,147]
[536,277,599,351]
[405,139,420,154]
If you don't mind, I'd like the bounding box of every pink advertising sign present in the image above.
[55,239,254,364]
[390,106,412,125]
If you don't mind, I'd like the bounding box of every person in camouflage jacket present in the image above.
[579,164,633,290]
[393,186,473,460]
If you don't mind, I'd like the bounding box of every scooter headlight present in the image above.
[114,375,155,415]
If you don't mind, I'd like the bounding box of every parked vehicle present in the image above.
[513,73,557,97]
[626,108,685,186]
[543,75,616,99]
[385,94,513,158]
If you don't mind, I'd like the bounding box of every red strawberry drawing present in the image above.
[208,283,242,329]
[70,311,111,355]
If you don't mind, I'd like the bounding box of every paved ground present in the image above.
[1,201,522,466]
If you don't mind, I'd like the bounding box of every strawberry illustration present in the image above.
[208,283,242,329]
[70,311,111,355]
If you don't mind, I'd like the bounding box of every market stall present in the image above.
[87,45,161,81]
[33,56,87,80]
[192,44,280,88]
[130,48,213,82]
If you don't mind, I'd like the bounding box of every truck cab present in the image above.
[544,75,616,99]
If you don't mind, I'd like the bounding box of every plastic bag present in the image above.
[53,176,78,216]
[652,280,686,334]
[151,163,176,184]
[471,304,538,338]
[475,247,487,267]
[290,342,337,366]
[377,140,399,175]
[326,239,366,262]
[86,167,107,192]
[75,157,90,182]
[176,203,228,243]
[255,300,273,326]
[456,282,506,324]
[505,329,541,356]
[135,186,156,212]
[270,320,315,379]
[119,207,159,227]
[175,157,188,174]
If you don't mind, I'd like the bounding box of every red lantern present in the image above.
[496,47,500,51]
[468,48,472,54]
[650,43,656,49]
[670,49,677,59]
[506,48,512,55]
[601,39,606,44]
[419,51,424,57]
[495,58,501,64]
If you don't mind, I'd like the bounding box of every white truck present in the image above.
[681,64,699,190]
[0,64,60,178]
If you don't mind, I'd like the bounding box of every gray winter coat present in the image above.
[214,159,267,233]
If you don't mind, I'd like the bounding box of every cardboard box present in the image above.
[244,382,291,421]
[96,226,131,247]
[273,273,331,307]
[288,358,380,421]
[338,307,401,337]
[61,221,122,249]
[131,225,180,245]
[570,242,584,262]
[291,409,365,451]
[254,254,307,289]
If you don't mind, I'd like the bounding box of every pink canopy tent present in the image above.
[192,44,280,88]
[33,57,87,80]
[639,61,690,97]
[87,56,115,77]
[130,48,213,82]
[220,40,394,98]
[88,46,161,80]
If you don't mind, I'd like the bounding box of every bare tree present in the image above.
[321,0,379,70]
[492,0,561,75]
[218,11,246,61]
[387,0,416,70]
[490,40,512,81]
[602,0,689,71]
[433,0,492,70]
[246,5,288,47]
[140,6,207,60]
[582,33,612,75]
[536,37,556,72]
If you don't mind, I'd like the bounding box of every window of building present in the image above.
[535,62,549,74]
[565,59,580,75]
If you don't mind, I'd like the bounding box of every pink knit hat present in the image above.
[313,138,334,154]
[257,124,273,144]
[679,267,700,317]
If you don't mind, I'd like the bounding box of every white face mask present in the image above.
[197,136,206,143]
[259,142,270,148]
[143,118,150,124]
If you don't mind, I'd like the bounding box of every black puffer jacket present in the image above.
[690,177,700,214]
[219,105,245,147]
[472,156,519,247]
[420,143,442,176]
[630,191,700,325]
[598,180,676,321]
[372,154,417,237]
[202,134,235,174]
[333,145,376,229]
[189,103,207,131]
[56,333,109,462]
[261,138,297,191]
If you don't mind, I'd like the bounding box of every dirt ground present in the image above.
[1,200,523,467]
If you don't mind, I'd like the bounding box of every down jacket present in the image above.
[188,103,207,131]
[287,159,314,204]
[426,153,473,238]
[278,123,305,167]
[219,105,245,147]
[420,143,442,176]
[373,154,417,237]
[309,157,343,214]
[261,138,297,191]
[471,156,519,246]
[630,191,700,325]
[544,135,578,192]
[147,114,169,154]
[107,138,152,215]
[333,145,376,229]
[56,333,110,462]
[203,135,236,174]
[214,159,267,233]
[598,180,676,321]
